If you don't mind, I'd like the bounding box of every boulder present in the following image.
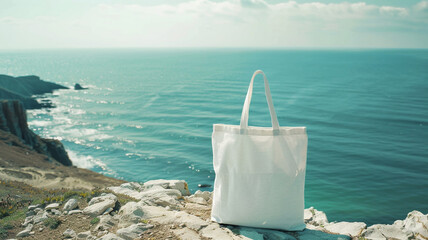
[68,210,82,215]
[33,211,49,224]
[83,199,116,216]
[139,205,208,231]
[45,203,60,210]
[22,216,33,227]
[84,194,117,217]
[28,204,40,211]
[120,182,144,191]
[16,223,33,238]
[139,185,182,208]
[16,229,31,238]
[50,209,61,215]
[94,215,118,231]
[116,223,153,240]
[117,202,144,228]
[400,210,428,238]
[144,179,190,196]
[88,193,117,206]
[98,233,124,240]
[324,221,366,237]
[193,190,211,201]
[63,228,76,238]
[304,207,328,226]
[63,198,79,211]
[74,83,88,90]
[364,224,412,240]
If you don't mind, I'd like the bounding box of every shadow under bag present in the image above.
[211,70,308,231]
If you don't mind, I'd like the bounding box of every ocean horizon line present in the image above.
[1,46,428,52]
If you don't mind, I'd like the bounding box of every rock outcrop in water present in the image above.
[74,83,88,90]
[0,74,68,109]
[0,100,72,166]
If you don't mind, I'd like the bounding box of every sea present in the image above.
[0,49,427,225]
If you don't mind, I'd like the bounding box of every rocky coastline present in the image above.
[6,179,428,240]
[0,75,427,240]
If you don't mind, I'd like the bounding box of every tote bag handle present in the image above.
[240,70,280,131]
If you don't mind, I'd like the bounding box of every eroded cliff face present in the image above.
[0,100,72,166]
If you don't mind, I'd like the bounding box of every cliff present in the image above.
[0,74,68,109]
[0,100,72,166]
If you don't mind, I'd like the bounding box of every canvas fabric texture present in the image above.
[211,70,308,231]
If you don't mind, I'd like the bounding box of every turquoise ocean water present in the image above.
[0,49,427,225]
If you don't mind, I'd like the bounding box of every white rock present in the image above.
[83,199,116,216]
[33,211,49,224]
[50,209,61,215]
[16,229,31,238]
[305,207,328,226]
[325,221,366,237]
[63,228,76,238]
[193,190,211,201]
[63,198,79,211]
[304,208,313,222]
[98,232,125,240]
[118,202,144,228]
[107,186,141,200]
[16,223,33,238]
[120,182,144,191]
[139,205,208,231]
[28,204,40,211]
[25,223,33,232]
[186,196,207,205]
[173,227,201,240]
[68,210,82,215]
[76,230,92,239]
[33,208,43,212]
[144,179,190,196]
[22,216,33,227]
[45,203,60,210]
[88,193,117,206]
[139,186,182,208]
[364,224,412,240]
[95,214,118,231]
[402,210,428,238]
[116,223,153,240]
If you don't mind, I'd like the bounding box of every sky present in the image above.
[0,0,427,49]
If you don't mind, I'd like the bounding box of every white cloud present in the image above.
[0,0,427,49]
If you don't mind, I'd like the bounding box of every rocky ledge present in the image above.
[0,74,68,109]
[0,100,72,166]
[12,179,428,240]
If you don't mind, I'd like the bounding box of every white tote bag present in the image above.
[211,70,307,231]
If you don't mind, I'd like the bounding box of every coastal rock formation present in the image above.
[74,83,88,90]
[0,74,68,109]
[11,179,428,240]
[0,100,72,166]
